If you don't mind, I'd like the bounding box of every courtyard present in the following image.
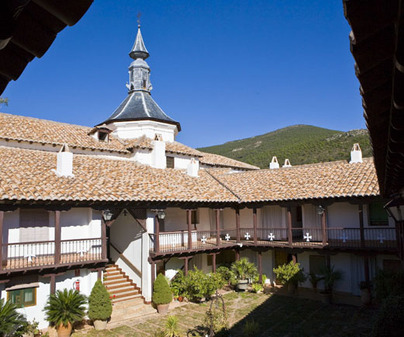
[71,291,376,337]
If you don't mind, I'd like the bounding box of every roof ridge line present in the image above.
[205,169,242,202]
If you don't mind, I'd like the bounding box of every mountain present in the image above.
[198,125,372,169]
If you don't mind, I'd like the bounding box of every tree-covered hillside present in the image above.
[198,125,372,168]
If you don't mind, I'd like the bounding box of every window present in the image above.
[191,210,199,224]
[369,202,389,226]
[98,130,109,142]
[20,209,49,242]
[7,288,36,307]
[166,156,174,168]
[309,255,326,275]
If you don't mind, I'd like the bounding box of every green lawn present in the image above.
[72,292,376,337]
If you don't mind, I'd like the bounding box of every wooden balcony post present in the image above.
[236,208,241,243]
[54,211,61,265]
[154,216,160,253]
[321,208,327,245]
[253,208,258,244]
[101,218,107,260]
[235,249,240,261]
[359,204,365,248]
[216,209,221,246]
[50,274,56,294]
[258,250,262,283]
[187,210,192,250]
[182,256,189,276]
[287,207,293,246]
[0,211,3,272]
[211,253,217,273]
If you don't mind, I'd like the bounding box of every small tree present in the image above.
[0,299,27,337]
[231,258,258,281]
[88,280,112,321]
[273,261,307,286]
[153,274,172,306]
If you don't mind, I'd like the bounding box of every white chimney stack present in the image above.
[54,144,74,177]
[283,159,292,168]
[151,134,166,169]
[350,143,363,163]
[269,156,280,169]
[187,158,199,177]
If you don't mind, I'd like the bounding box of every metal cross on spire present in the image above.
[137,12,142,27]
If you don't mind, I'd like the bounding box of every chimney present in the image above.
[187,158,199,177]
[350,143,363,163]
[283,159,292,168]
[54,144,74,177]
[151,134,166,169]
[269,156,280,169]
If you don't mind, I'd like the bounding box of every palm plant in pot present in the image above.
[153,274,173,314]
[44,289,87,337]
[231,258,258,291]
[319,265,343,304]
[88,280,113,330]
[273,261,307,294]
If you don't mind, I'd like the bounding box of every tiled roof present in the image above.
[208,158,379,202]
[0,146,238,203]
[199,152,259,170]
[0,113,128,153]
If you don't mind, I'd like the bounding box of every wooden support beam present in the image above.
[50,274,56,294]
[101,218,107,260]
[216,209,221,246]
[236,208,241,243]
[187,210,192,250]
[211,253,217,273]
[258,251,262,283]
[364,256,370,287]
[287,207,293,247]
[253,208,258,244]
[321,209,327,245]
[359,204,365,248]
[235,249,240,261]
[154,216,160,254]
[181,256,189,275]
[54,211,61,266]
[0,211,3,272]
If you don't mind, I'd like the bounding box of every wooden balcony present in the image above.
[149,227,397,256]
[0,237,107,273]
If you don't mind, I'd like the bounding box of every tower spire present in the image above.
[129,24,149,60]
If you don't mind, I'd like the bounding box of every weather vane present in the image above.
[137,12,142,27]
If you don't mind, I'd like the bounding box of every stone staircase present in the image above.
[103,264,142,303]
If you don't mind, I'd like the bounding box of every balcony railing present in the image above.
[1,238,104,272]
[149,227,397,254]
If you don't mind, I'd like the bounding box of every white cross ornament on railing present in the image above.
[201,235,207,244]
[225,233,230,241]
[268,233,275,241]
[304,232,312,242]
[377,234,385,244]
[340,231,348,243]
[244,232,251,240]
[24,252,36,263]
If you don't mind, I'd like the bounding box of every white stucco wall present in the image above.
[327,202,360,228]
[111,120,177,142]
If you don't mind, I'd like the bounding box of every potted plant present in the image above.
[44,289,87,337]
[359,281,372,305]
[22,320,40,337]
[319,265,343,304]
[88,280,113,330]
[308,272,323,293]
[0,298,27,337]
[273,261,307,294]
[231,258,258,291]
[153,274,173,314]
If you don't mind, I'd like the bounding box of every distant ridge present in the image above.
[198,125,372,169]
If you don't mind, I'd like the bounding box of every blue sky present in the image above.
[1,0,362,148]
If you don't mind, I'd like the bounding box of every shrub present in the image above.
[184,267,207,301]
[0,299,27,337]
[170,270,187,297]
[319,265,343,293]
[372,295,404,337]
[251,283,263,293]
[153,274,173,305]
[44,289,87,328]
[164,315,181,337]
[217,266,237,287]
[205,272,225,299]
[88,279,112,321]
[273,261,307,285]
[374,269,404,302]
[231,258,258,281]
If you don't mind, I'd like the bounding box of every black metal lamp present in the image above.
[102,209,114,222]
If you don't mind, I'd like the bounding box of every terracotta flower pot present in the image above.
[157,303,170,314]
[57,322,72,337]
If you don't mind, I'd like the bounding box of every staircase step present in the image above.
[105,281,133,290]
[112,293,142,303]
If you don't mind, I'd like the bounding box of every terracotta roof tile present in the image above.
[208,158,379,202]
[198,152,259,170]
[0,146,238,203]
[0,113,128,153]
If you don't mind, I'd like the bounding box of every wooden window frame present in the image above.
[166,156,175,169]
[7,287,37,308]
[368,202,389,226]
